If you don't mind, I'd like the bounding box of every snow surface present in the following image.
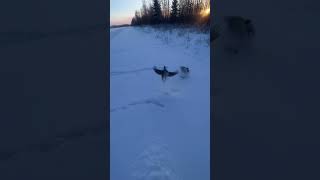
[110,26,210,180]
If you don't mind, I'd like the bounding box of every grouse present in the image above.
[153,66,178,81]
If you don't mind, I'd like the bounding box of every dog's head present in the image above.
[180,66,189,73]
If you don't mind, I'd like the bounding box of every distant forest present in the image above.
[131,0,210,26]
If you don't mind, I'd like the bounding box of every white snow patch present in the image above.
[110,26,210,180]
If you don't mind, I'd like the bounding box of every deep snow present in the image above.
[110,26,210,180]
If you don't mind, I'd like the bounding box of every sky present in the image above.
[110,0,144,25]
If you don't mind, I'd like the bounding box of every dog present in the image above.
[179,66,190,78]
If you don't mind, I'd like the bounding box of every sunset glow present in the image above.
[110,0,142,25]
[200,8,210,17]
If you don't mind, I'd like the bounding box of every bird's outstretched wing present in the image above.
[168,71,178,77]
[153,67,163,75]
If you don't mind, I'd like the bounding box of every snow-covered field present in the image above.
[110,26,210,180]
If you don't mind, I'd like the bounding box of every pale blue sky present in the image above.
[110,0,144,25]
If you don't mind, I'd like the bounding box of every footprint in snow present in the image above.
[161,88,181,97]
[130,139,181,180]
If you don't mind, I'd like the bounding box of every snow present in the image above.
[110,26,210,180]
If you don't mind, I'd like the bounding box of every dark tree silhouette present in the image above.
[134,10,142,25]
[152,0,163,24]
[170,0,179,23]
[131,0,210,26]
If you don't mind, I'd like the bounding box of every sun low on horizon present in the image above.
[201,7,210,17]
[111,0,210,26]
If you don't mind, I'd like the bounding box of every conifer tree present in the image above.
[170,0,179,22]
[152,0,162,24]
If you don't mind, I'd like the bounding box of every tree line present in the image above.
[131,0,210,26]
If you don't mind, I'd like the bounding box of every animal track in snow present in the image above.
[131,139,181,180]
[111,68,152,76]
[110,98,164,113]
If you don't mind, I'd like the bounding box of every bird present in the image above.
[153,66,178,81]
